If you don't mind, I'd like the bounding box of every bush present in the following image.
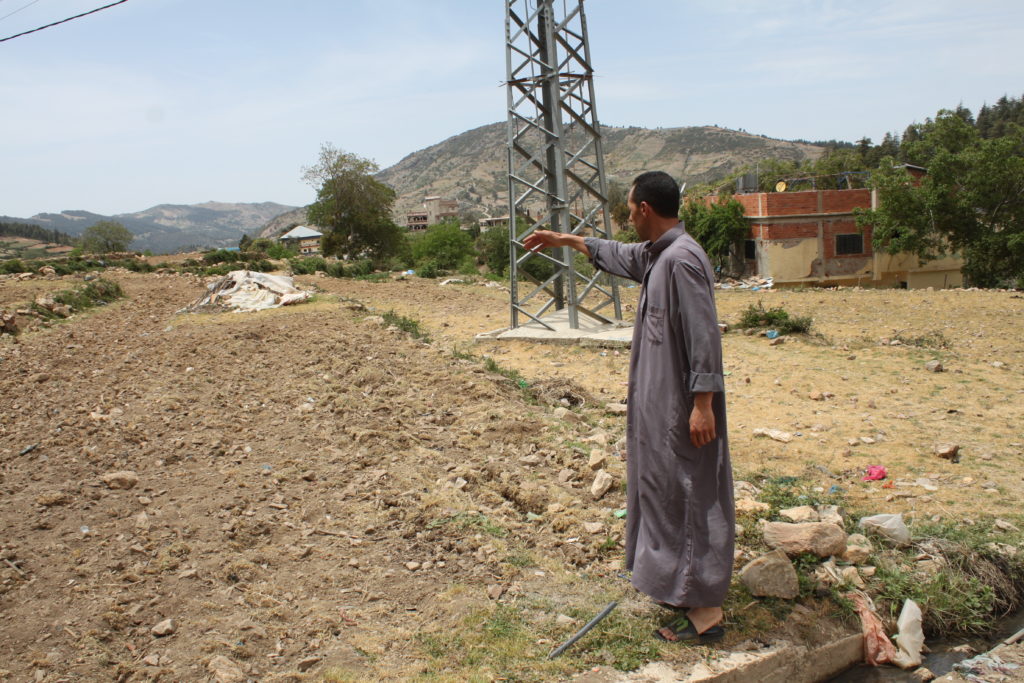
[412,221,473,270]
[737,300,812,334]
[417,260,440,278]
[202,249,241,265]
[288,257,327,275]
[343,259,373,277]
[0,259,26,274]
[325,261,345,278]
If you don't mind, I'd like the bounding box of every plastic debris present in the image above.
[859,513,912,546]
[862,465,887,481]
[613,509,627,519]
[180,271,311,313]
[848,592,895,666]
[766,329,780,339]
[892,599,924,669]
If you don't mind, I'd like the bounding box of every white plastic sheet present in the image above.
[892,599,925,670]
[859,513,912,546]
[182,271,311,313]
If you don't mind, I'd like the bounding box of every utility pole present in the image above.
[504,0,621,330]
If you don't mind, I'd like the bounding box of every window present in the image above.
[744,239,756,260]
[835,233,864,255]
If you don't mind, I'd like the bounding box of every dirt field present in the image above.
[0,269,1022,681]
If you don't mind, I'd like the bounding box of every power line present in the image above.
[0,0,43,23]
[0,0,128,43]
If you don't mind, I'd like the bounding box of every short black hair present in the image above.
[631,171,680,219]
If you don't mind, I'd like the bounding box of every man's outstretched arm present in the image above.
[522,229,590,257]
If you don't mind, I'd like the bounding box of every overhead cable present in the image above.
[0,0,129,44]
[0,0,43,23]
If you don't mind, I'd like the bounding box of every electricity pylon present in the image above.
[504,0,622,330]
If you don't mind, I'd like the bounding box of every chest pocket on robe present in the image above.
[644,305,666,345]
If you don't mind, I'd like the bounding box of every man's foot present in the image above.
[654,615,725,644]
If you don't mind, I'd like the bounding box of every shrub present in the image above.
[202,249,241,265]
[0,259,26,274]
[343,259,373,277]
[737,300,812,334]
[288,257,327,275]
[416,260,439,279]
[412,221,473,270]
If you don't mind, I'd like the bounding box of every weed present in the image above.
[380,310,431,342]
[890,329,951,349]
[737,300,813,334]
[427,511,507,538]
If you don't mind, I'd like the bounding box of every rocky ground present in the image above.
[0,268,1022,682]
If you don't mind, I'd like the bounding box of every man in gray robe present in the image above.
[523,171,734,642]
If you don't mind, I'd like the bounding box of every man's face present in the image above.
[627,186,650,241]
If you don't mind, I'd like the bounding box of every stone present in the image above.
[779,505,819,523]
[546,503,565,514]
[817,505,845,525]
[296,656,322,672]
[583,522,604,534]
[925,360,943,373]
[605,402,628,415]
[553,407,581,423]
[738,550,799,599]
[590,470,614,500]
[910,667,935,682]
[135,511,151,532]
[762,522,847,558]
[842,534,873,564]
[840,566,865,588]
[404,561,421,571]
[151,618,175,637]
[487,584,504,600]
[735,498,770,514]
[994,519,1020,532]
[142,654,160,666]
[587,449,607,471]
[753,428,793,443]
[101,471,139,490]
[207,655,245,683]
[934,443,960,461]
[809,391,825,401]
[555,614,577,626]
[557,468,575,483]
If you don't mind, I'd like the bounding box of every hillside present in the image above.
[376,122,825,220]
[1,202,297,254]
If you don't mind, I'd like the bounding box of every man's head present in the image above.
[627,171,681,241]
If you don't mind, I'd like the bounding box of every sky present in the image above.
[2,0,1023,217]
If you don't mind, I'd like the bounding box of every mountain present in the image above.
[376,122,826,221]
[1,202,297,254]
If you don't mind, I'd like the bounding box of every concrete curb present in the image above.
[576,634,863,683]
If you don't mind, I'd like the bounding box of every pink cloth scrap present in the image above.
[862,466,887,481]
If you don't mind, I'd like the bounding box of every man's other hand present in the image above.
[689,393,716,448]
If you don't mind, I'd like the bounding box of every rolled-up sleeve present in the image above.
[673,259,725,394]
[584,237,647,283]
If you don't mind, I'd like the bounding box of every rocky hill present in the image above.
[376,122,826,221]
[2,201,297,254]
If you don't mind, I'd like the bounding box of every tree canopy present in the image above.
[681,199,749,273]
[303,143,405,263]
[856,111,1024,287]
[81,221,134,253]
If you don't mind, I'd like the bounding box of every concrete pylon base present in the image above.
[476,308,633,347]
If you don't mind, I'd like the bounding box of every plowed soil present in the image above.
[1,269,1022,682]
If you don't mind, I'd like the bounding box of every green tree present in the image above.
[607,180,631,233]
[81,221,134,253]
[857,111,1024,287]
[681,199,749,273]
[476,224,511,275]
[303,143,405,263]
[412,220,473,270]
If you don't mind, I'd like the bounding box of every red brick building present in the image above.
[723,186,962,288]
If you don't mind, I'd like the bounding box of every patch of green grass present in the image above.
[427,511,507,538]
[737,300,813,334]
[504,551,536,568]
[380,310,431,342]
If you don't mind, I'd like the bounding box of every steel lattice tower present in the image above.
[504,0,621,330]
